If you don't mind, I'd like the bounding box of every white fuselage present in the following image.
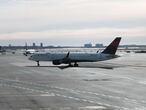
[28,37,121,66]
[29,52,117,63]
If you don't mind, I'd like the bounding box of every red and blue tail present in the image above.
[102,37,121,55]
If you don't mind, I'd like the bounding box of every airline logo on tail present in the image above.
[102,37,121,55]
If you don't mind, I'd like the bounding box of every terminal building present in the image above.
[84,43,92,48]
[95,43,103,48]
[40,43,43,48]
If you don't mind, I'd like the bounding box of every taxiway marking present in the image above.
[0,77,146,105]
[0,83,132,110]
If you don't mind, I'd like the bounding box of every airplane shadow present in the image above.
[25,65,114,70]
[26,65,59,68]
[25,62,146,70]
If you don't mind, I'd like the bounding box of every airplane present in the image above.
[23,42,38,56]
[23,49,37,56]
[29,37,121,68]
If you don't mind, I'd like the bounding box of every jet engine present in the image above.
[52,60,61,65]
[52,52,71,65]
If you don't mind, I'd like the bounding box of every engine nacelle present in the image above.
[52,58,71,65]
[52,60,61,65]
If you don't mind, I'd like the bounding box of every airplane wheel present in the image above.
[37,61,40,66]
[74,63,78,67]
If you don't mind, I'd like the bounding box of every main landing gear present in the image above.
[74,62,78,67]
[37,61,40,66]
[68,62,78,67]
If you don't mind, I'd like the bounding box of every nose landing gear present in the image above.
[37,61,40,66]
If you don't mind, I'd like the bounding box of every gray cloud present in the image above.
[0,0,146,45]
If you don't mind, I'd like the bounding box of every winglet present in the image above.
[102,37,121,55]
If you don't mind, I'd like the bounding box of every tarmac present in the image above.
[0,52,146,110]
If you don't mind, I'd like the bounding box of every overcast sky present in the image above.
[0,0,146,46]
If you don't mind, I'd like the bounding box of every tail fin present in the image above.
[102,37,121,55]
